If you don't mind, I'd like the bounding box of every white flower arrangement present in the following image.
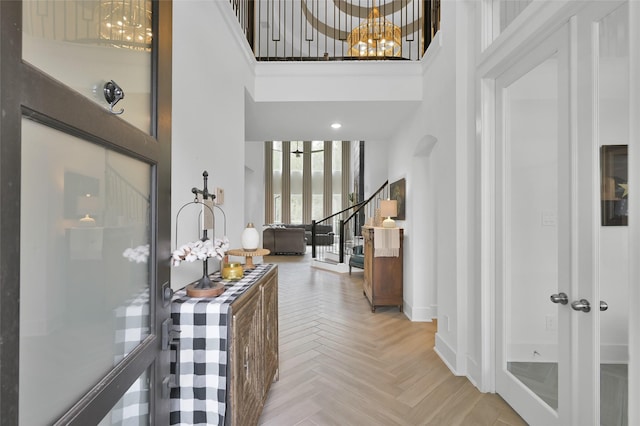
[123,244,150,263]
[171,237,229,267]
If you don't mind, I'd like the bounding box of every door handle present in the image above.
[600,301,608,311]
[103,80,125,115]
[571,299,591,313]
[550,292,568,305]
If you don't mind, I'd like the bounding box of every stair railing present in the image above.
[105,164,150,227]
[311,180,389,264]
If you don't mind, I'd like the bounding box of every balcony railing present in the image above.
[230,0,441,61]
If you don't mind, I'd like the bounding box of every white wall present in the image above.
[244,141,266,241]
[362,140,389,198]
[384,0,468,372]
[171,1,255,288]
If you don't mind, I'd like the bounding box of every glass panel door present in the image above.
[494,23,570,426]
[597,4,629,425]
[494,3,630,424]
[0,0,172,424]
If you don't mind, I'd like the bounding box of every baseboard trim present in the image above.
[404,304,437,322]
[435,333,461,376]
[466,355,482,390]
[311,259,350,274]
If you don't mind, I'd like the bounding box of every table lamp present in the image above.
[380,199,398,228]
[77,194,99,226]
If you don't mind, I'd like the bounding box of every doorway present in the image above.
[490,2,630,425]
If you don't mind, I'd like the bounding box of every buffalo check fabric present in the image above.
[114,288,150,364]
[111,288,151,424]
[169,264,272,426]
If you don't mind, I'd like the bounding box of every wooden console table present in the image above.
[362,227,403,312]
[170,264,278,425]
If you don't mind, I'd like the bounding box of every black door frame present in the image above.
[0,1,172,424]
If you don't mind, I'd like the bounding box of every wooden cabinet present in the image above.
[362,227,403,312]
[227,266,279,426]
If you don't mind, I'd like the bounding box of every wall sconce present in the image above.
[380,199,398,228]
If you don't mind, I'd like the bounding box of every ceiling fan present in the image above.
[291,141,323,158]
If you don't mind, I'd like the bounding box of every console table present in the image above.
[362,227,403,312]
[170,264,278,426]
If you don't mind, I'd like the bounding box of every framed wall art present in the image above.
[389,178,406,220]
[600,145,628,226]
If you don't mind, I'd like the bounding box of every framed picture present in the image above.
[389,178,406,220]
[600,145,627,226]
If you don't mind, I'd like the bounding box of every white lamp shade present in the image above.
[380,199,398,218]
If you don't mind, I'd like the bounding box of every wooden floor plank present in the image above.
[258,253,525,426]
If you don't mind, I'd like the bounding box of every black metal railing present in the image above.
[310,200,366,263]
[311,180,388,264]
[105,164,150,227]
[229,0,441,61]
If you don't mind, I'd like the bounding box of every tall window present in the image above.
[311,141,324,219]
[265,141,350,224]
[290,142,304,224]
[272,141,282,223]
[332,141,343,214]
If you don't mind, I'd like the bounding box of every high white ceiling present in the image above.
[245,97,421,142]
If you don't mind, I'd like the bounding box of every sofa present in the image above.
[278,224,334,246]
[262,227,306,255]
[263,223,335,255]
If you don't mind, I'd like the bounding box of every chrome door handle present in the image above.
[571,299,591,313]
[600,301,608,312]
[550,292,568,305]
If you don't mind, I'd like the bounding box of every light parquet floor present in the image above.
[258,253,526,426]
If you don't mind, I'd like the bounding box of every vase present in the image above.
[241,222,260,251]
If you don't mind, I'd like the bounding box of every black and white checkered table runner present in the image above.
[169,264,273,426]
[112,288,151,424]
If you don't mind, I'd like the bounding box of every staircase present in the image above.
[311,180,389,273]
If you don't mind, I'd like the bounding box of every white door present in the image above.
[494,2,630,425]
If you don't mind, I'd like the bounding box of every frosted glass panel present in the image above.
[22,0,152,132]
[505,56,560,410]
[19,119,151,425]
[98,368,150,426]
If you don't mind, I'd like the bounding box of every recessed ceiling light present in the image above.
[331,123,342,129]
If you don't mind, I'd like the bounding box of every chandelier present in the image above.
[99,0,152,51]
[347,5,402,58]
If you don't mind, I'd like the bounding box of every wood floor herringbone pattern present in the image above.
[258,253,526,426]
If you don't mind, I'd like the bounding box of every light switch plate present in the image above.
[215,187,224,205]
[541,210,557,226]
